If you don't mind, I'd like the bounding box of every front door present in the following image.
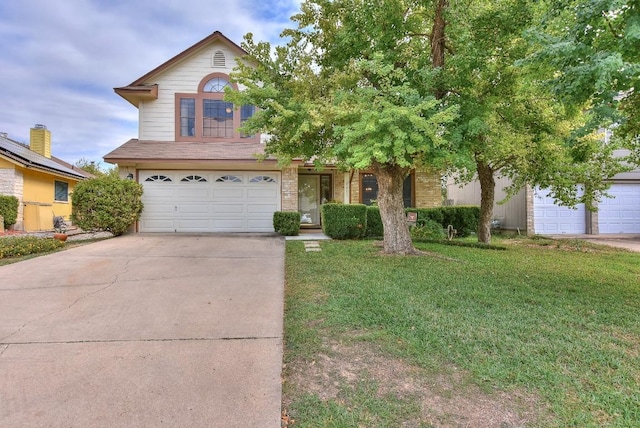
[298,174,332,227]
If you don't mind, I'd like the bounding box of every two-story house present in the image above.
[104,31,442,233]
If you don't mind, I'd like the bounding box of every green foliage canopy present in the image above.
[228,1,460,172]
[529,0,639,151]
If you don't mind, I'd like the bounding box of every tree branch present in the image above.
[602,12,624,39]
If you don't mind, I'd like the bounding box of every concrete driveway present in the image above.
[550,234,640,252]
[0,234,284,427]
[580,234,640,252]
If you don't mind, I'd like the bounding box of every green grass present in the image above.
[283,238,640,427]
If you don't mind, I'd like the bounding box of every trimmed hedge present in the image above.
[0,195,19,228]
[365,206,383,238]
[273,211,301,236]
[406,206,480,237]
[321,203,367,240]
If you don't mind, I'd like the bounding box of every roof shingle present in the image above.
[103,139,273,163]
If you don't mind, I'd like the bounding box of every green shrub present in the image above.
[321,203,367,240]
[407,206,479,238]
[273,211,301,236]
[365,206,383,238]
[0,236,65,258]
[0,195,19,228]
[410,219,446,240]
[71,177,143,236]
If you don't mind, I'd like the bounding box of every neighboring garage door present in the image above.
[598,183,640,234]
[139,171,281,232]
[533,186,586,235]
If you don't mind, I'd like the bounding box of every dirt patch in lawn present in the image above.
[283,338,548,427]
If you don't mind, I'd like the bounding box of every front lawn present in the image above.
[283,238,640,427]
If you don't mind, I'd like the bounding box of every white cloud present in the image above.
[0,0,300,165]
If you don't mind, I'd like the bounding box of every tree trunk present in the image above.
[476,158,495,244]
[431,0,448,100]
[372,162,417,255]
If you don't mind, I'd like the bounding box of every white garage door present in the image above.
[598,183,640,234]
[139,171,281,232]
[533,186,586,235]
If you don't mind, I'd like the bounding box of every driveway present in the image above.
[581,234,640,252]
[550,234,640,252]
[0,234,284,427]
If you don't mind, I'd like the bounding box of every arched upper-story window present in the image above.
[203,77,231,92]
[175,72,257,142]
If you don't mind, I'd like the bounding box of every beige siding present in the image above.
[139,43,242,141]
[611,149,640,180]
[447,175,527,230]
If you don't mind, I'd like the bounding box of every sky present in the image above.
[0,0,301,168]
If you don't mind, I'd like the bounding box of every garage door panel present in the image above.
[143,203,175,214]
[599,184,640,233]
[213,204,244,213]
[248,203,280,214]
[178,203,211,214]
[141,219,175,231]
[144,187,177,198]
[247,187,278,197]
[178,188,210,199]
[176,219,212,231]
[213,188,246,199]
[212,218,245,231]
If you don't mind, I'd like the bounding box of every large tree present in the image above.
[443,0,630,243]
[230,0,632,250]
[228,0,459,254]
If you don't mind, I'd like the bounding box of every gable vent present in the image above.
[212,50,226,68]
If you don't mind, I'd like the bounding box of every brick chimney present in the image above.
[30,124,52,159]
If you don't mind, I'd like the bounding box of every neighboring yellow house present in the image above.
[0,125,92,231]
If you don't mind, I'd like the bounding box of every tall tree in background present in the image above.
[530,0,639,145]
[74,158,120,178]
[443,0,626,243]
[229,0,459,254]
